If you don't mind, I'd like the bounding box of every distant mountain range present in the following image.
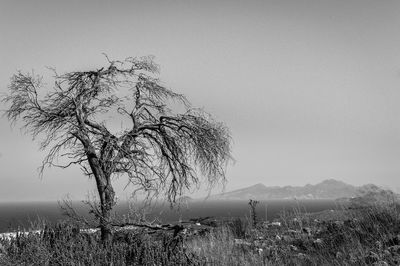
[210,179,396,200]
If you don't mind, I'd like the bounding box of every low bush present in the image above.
[1,203,400,265]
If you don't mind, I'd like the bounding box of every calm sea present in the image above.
[0,199,337,233]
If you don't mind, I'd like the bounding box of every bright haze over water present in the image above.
[0,0,400,201]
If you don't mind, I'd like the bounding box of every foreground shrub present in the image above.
[0,221,197,265]
[2,204,400,265]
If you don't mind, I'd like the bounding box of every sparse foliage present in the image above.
[2,56,232,241]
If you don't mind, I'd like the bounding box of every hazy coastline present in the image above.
[0,199,337,233]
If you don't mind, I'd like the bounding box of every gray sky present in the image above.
[1,0,400,201]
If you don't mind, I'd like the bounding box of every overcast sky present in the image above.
[1,0,400,201]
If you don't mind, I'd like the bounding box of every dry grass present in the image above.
[1,203,400,265]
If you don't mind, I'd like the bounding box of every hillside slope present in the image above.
[211,179,393,200]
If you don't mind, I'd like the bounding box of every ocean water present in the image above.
[0,199,338,233]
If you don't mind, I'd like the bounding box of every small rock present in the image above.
[256,248,263,255]
[313,238,323,245]
[270,221,281,227]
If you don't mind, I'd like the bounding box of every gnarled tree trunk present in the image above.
[97,177,115,243]
[86,147,115,242]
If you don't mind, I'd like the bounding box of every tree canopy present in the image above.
[3,56,232,241]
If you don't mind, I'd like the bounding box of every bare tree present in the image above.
[2,56,232,242]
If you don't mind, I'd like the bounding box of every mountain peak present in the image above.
[319,179,345,185]
[212,179,361,200]
[250,183,267,189]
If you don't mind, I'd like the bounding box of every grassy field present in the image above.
[1,203,400,265]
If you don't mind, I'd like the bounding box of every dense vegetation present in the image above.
[1,203,400,265]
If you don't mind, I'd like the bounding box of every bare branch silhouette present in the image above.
[2,56,233,242]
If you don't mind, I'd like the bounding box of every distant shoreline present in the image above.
[0,199,337,233]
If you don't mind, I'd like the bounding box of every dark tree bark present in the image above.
[2,56,232,242]
[98,180,115,242]
[88,154,115,242]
